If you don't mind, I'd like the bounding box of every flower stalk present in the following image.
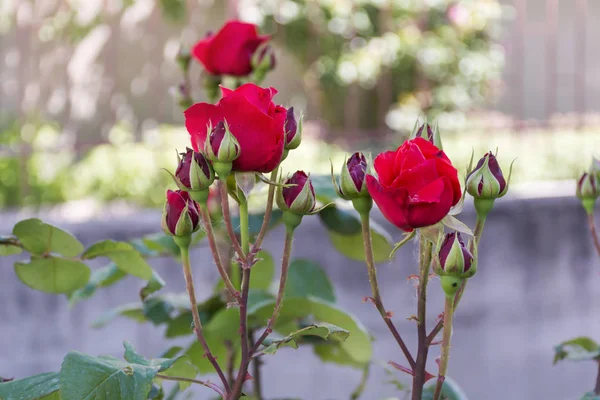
[359,211,415,368]
[432,296,455,400]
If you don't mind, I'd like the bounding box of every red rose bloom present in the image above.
[192,20,269,76]
[366,138,461,232]
[184,83,286,173]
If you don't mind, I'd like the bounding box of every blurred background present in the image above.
[1,1,600,399]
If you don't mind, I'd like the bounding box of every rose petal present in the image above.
[367,175,413,232]
[373,151,398,186]
[391,158,440,194]
[220,83,278,114]
[404,177,454,228]
[184,103,223,152]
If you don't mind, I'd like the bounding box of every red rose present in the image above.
[366,138,461,232]
[184,83,286,173]
[192,20,269,76]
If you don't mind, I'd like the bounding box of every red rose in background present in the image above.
[366,138,461,232]
[184,83,286,173]
[192,20,269,76]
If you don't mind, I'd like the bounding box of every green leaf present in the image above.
[165,295,226,338]
[554,337,600,364]
[142,233,181,257]
[327,220,393,263]
[82,240,153,279]
[231,210,283,236]
[0,372,60,400]
[581,393,600,400]
[422,376,469,400]
[68,263,126,306]
[249,251,275,290]
[284,259,335,302]
[310,174,338,201]
[262,323,349,355]
[15,257,90,294]
[92,303,146,328]
[123,342,179,372]
[318,205,362,235]
[159,356,198,391]
[140,270,166,300]
[59,351,157,400]
[0,240,22,256]
[249,297,372,366]
[13,219,83,257]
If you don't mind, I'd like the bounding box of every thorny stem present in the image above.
[229,201,251,400]
[588,213,600,258]
[432,297,455,400]
[253,168,279,253]
[250,228,295,355]
[156,374,224,398]
[199,205,239,300]
[412,238,433,400]
[427,215,487,344]
[359,212,415,368]
[179,245,230,394]
[249,330,264,400]
[594,360,600,395]
[219,180,246,262]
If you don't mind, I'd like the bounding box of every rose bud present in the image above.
[576,172,599,215]
[162,190,201,243]
[434,232,477,297]
[284,107,302,152]
[204,120,241,178]
[277,171,316,231]
[366,138,461,232]
[410,121,442,149]
[174,148,215,203]
[466,151,512,218]
[251,44,276,84]
[332,152,373,213]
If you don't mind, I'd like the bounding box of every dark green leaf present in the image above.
[262,323,349,355]
[284,259,335,302]
[422,376,469,400]
[327,219,393,263]
[142,233,181,257]
[143,297,176,325]
[82,240,153,279]
[140,270,166,300]
[249,251,275,290]
[68,263,126,306]
[310,174,338,201]
[0,372,60,400]
[553,337,600,364]
[581,393,600,400]
[318,205,361,235]
[15,257,90,294]
[60,351,157,400]
[13,219,83,257]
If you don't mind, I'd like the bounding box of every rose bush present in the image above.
[192,20,270,76]
[184,83,286,173]
[366,137,461,232]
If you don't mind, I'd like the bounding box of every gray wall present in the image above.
[1,196,599,400]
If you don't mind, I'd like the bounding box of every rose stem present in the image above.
[219,180,246,261]
[412,238,433,400]
[588,213,600,258]
[178,241,230,393]
[359,211,415,368]
[432,296,455,400]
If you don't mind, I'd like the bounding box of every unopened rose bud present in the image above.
[174,148,215,203]
[284,107,302,151]
[434,232,477,297]
[333,152,372,213]
[410,122,442,149]
[466,152,511,218]
[204,120,241,178]
[576,172,598,215]
[277,171,316,230]
[251,44,276,84]
[162,190,201,243]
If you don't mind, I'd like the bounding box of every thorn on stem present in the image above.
[362,296,375,304]
[430,340,442,346]
[436,312,444,322]
[385,310,394,319]
[406,315,419,323]
[387,361,414,376]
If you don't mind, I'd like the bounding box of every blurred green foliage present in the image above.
[248,0,505,130]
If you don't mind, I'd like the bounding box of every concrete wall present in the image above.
[1,196,599,400]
